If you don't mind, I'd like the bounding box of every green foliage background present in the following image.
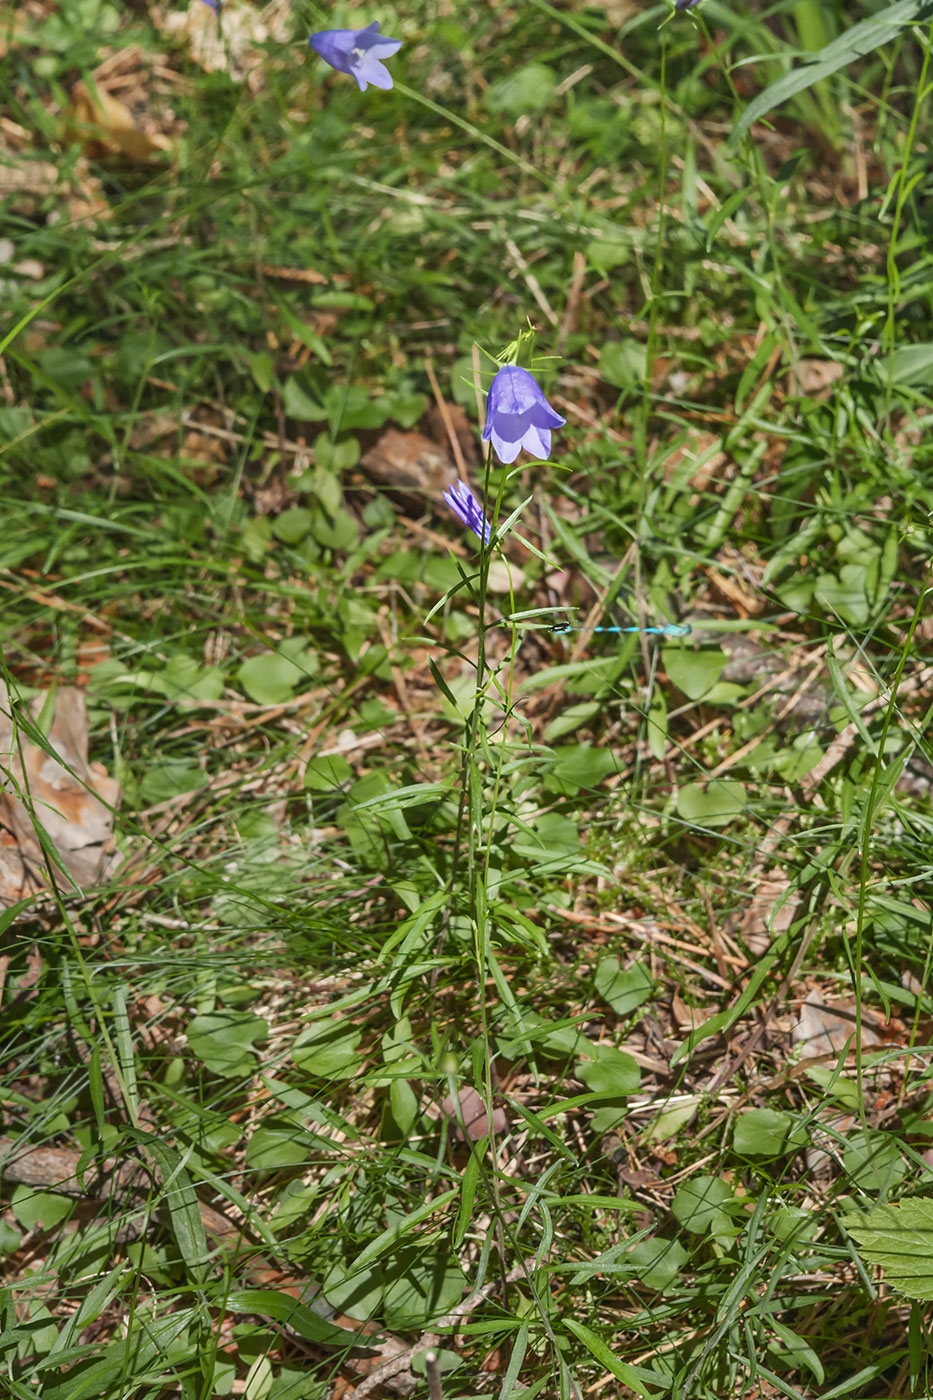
[2,0,933,1397]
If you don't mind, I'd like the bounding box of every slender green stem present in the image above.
[883,18,933,424]
[852,576,931,1132]
[635,35,669,477]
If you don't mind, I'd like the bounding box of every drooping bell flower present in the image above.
[309,21,402,92]
[482,365,565,465]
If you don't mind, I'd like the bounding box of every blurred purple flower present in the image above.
[202,0,218,9]
[675,0,701,10]
[308,21,402,92]
[482,365,565,465]
[443,480,492,545]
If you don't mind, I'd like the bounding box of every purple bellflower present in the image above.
[443,480,492,546]
[482,365,565,465]
[308,21,402,92]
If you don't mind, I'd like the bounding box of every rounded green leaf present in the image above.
[677,779,746,828]
[576,1045,641,1097]
[626,1237,688,1292]
[672,1175,734,1235]
[292,1022,362,1078]
[271,508,313,545]
[187,1010,268,1078]
[245,1126,313,1172]
[303,754,353,792]
[733,1108,807,1159]
[594,957,654,1017]
[11,1185,73,1231]
[484,63,557,116]
[664,647,727,700]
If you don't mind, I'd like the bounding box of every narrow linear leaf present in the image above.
[733,0,931,142]
[224,1289,360,1345]
[563,1317,669,1395]
[351,1187,459,1274]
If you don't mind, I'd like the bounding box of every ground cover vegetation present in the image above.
[1,0,933,1396]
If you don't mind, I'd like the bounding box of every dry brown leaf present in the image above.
[791,359,844,397]
[67,80,172,164]
[0,684,121,909]
[739,873,797,956]
[792,989,886,1059]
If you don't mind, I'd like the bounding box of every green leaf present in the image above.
[140,759,208,805]
[324,385,387,431]
[383,391,427,428]
[249,351,275,392]
[269,1365,327,1398]
[224,1291,359,1346]
[676,779,746,827]
[35,346,95,392]
[664,646,726,700]
[733,1108,807,1159]
[453,1150,480,1248]
[311,505,359,552]
[303,754,353,792]
[586,240,630,276]
[732,0,929,142]
[594,957,654,1017]
[389,1078,419,1136]
[883,342,933,386]
[814,564,870,625]
[237,644,316,705]
[140,654,225,703]
[271,508,313,545]
[626,1237,689,1292]
[313,291,374,312]
[512,811,581,862]
[844,1199,933,1300]
[312,435,360,474]
[843,1131,907,1194]
[543,701,603,742]
[353,782,448,813]
[0,1220,21,1253]
[449,355,480,413]
[495,1010,588,1064]
[647,689,668,762]
[283,375,327,421]
[11,1185,73,1231]
[275,298,333,366]
[600,339,647,390]
[768,1318,825,1383]
[111,984,138,1123]
[644,1096,700,1143]
[546,743,621,792]
[576,1045,640,1097]
[324,1246,465,1329]
[671,1175,734,1235]
[145,1141,210,1285]
[245,1125,315,1171]
[484,63,557,115]
[187,1010,268,1078]
[292,1021,362,1078]
[351,1188,459,1273]
[563,1318,668,1396]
